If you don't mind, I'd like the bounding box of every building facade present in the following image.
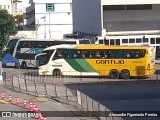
[73,0,160,37]
[0,0,12,14]
[23,0,73,39]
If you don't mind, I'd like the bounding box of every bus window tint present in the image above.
[150,38,155,44]
[54,49,146,59]
[55,41,76,45]
[67,49,76,59]
[53,49,68,60]
[4,38,19,55]
[129,39,135,43]
[99,40,103,44]
[136,38,142,43]
[115,39,120,45]
[122,39,128,43]
[110,50,123,58]
[38,50,54,66]
[156,38,160,44]
[143,38,148,43]
[104,39,109,45]
[156,46,160,59]
[7,39,19,49]
[110,39,114,45]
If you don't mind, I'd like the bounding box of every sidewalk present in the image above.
[0,85,96,120]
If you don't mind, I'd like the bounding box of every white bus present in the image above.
[95,35,160,63]
[7,38,90,68]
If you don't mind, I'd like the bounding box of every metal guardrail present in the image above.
[2,73,123,120]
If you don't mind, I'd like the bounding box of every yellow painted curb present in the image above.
[0,100,9,104]
[1,97,48,104]
[30,97,48,102]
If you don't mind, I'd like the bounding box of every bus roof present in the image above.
[75,44,150,49]
[18,38,90,41]
[43,44,74,51]
[43,44,151,51]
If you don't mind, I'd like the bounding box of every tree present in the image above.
[0,9,17,48]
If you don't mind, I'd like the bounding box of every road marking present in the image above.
[0,97,48,104]
[0,100,9,104]
[30,97,48,102]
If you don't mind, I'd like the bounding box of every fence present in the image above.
[9,69,160,85]
[3,73,123,120]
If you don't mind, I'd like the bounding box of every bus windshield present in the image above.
[3,38,19,56]
[36,50,54,66]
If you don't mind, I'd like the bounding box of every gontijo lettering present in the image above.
[96,60,124,64]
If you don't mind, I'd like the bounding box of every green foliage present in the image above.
[0,9,17,48]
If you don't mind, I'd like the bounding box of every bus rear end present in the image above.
[147,47,155,76]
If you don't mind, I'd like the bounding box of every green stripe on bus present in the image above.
[75,59,96,72]
[65,59,86,72]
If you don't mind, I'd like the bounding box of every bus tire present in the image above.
[109,70,119,79]
[21,62,27,69]
[2,63,6,68]
[120,69,130,79]
[53,69,62,76]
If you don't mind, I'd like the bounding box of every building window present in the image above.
[126,5,152,10]
[46,3,54,12]
[103,5,125,11]
[70,3,72,11]
[4,5,6,9]
[0,5,2,9]
[103,4,152,11]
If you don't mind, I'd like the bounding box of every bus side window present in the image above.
[84,51,90,58]
[53,50,63,60]
[90,51,95,58]
[53,52,58,60]
[95,51,101,58]
[77,51,82,58]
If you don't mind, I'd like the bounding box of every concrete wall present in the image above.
[103,4,160,32]
[101,0,160,5]
[72,0,102,36]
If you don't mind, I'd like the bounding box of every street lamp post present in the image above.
[49,10,51,38]
[41,15,46,38]
[36,20,39,38]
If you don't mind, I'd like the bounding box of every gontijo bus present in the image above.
[35,44,155,79]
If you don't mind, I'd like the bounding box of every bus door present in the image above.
[155,46,160,63]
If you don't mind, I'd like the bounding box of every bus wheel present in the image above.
[2,63,6,68]
[21,62,27,69]
[109,70,119,79]
[15,63,19,68]
[53,69,62,76]
[120,70,130,79]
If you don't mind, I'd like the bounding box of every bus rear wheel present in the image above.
[15,63,19,68]
[21,62,27,69]
[109,70,119,79]
[120,70,130,79]
[53,69,62,76]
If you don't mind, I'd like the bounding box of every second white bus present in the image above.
[6,38,90,68]
[95,35,160,63]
